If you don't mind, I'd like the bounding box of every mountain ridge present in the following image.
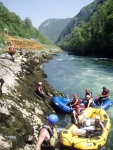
[38,18,71,43]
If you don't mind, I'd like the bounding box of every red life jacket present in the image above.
[71,98,80,105]
[102,89,110,96]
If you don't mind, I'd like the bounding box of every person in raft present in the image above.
[86,115,104,138]
[98,87,110,105]
[68,93,81,109]
[35,114,58,150]
[85,88,92,98]
[84,95,94,108]
[71,105,81,125]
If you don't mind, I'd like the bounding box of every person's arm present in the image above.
[41,89,45,94]
[100,122,104,131]
[70,99,78,106]
[37,87,44,94]
[101,92,109,97]
[37,87,41,93]
[87,100,90,108]
[35,128,47,150]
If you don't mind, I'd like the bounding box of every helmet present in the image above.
[38,82,42,85]
[85,120,91,127]
[47,114,58,125]
[95,115,100,120]
[73,94,77,97]
[76,105,80,109]
[86,95,90,98]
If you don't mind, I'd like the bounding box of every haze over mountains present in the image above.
[38,18,71,43]
[38,0,100,45]
[38,0,113,58]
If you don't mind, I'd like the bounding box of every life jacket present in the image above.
[71,98,80,105]
[86,91,92,97]
[39,126,58,148]
[102,89,110,96]
[95,121,103,131]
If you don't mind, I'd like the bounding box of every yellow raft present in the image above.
[60,107,111,150]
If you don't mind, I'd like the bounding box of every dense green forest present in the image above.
[56,0,113,58]
[0,2,50,45]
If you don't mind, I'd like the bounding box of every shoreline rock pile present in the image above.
[0,47,63,149]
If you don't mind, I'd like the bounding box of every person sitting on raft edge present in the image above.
[98,87,110,105]
[85,88,92,98]
[68,93,81,109]
[71,105,81,126]
[86,115,104,138]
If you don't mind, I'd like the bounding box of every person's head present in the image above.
[86,95,91,100]
[86,88,89,92]
[103,87,106,90]
[47,114,58,126]
[95,115,100,122]
[73,93,77,98]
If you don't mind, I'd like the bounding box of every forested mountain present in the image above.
[56,0,113,58]
[0,2,50,44]
[56,0,99,43]
[38,18,71,43]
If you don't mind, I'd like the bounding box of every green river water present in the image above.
[43,51,113,150]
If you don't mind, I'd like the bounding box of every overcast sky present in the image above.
[1,0,94,28]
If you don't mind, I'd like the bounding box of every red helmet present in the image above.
[76,105,80,109]
[73,94,77,97]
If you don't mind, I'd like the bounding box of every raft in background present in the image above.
[52,96,113,113]
[60,107,111,150]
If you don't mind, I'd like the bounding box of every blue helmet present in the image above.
[47,114,58,125]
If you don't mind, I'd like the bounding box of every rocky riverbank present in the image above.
[0,45,64,150]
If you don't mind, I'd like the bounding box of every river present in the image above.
[43,51,113,150]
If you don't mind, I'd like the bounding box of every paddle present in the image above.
[66,94,72,104]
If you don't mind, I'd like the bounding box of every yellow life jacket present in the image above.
[50,126,58,146]
[40,126,58,147]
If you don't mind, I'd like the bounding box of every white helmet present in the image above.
[38,82,42,85]
[86,95,90,98]
[95,115,100,120]
[85,120,91,127]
